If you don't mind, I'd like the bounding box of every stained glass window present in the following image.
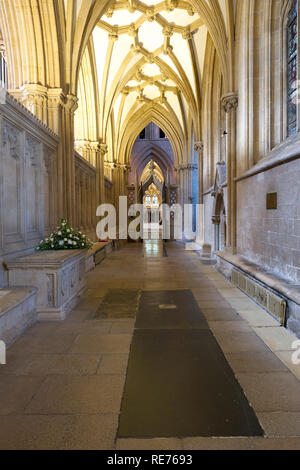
[152,195,159,208]
[287,1,298,136]
[145,195,151,207]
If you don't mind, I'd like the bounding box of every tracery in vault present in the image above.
[74,0,208,173]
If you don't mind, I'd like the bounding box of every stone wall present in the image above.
[236,148,300,284]
[203,192,215,249]
[74,152,97,241]
[0,92,59,287]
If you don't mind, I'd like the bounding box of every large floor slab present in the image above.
[119,290,264,438]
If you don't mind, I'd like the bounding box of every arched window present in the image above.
[152,194,159,208]
[287,0,298,136]
[145,195,151,207]
[159,128,166,139]
[139,128,146,140]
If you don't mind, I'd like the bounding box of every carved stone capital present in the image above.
[89,141,101,151]
[221,93,238,113]
[166,0,178,12]
[194,141,204,153]
[128,23,137,37]
[130,43,143,54]
[163,24,174,38]
[182,28,192,40]
[26,135,40,167]
[109,28,119,41]
[186,5,194,16]
[43,146,54,174]
[105,7,114,18]
[65,94,79,114]
[2,121,21,159]
[47,88,65,107]
[146,7,155,22]
[212,215,221,225]
[99,143,108,155]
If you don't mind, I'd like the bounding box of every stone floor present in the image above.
[1,242,300,450]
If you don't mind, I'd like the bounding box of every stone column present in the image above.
[80,173,84,230]
[96,143,107,209]
[194,142,204,204]
[89,141,99,168]
[175,165,183,207]
[64,94,78,226]
[212,215,221,251]
[221,93,238,251]
[47,88,65,220]
[75,169,81,229]
[47,89,78,225]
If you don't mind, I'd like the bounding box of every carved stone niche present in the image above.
[2,121,21,159]
[25,135,40,168]
[211,161,226,198]
[7,250,87,321]
[43,146,54,174]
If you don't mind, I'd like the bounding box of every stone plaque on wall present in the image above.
[266,193,277,210]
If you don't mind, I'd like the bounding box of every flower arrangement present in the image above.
[36,219,93,251]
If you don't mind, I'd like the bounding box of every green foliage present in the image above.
[36,219,93,251]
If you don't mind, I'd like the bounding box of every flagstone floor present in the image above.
[1,242,300,450]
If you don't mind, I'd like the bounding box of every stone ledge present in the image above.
[216,251,300,337]
[2,92,59,141]
[7,249,88,269]
[0,287,37,345]
[0,287,37,317]
[235,132,300,182]
[216,251,300,306]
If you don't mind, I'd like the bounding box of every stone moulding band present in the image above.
[235,133,300,182]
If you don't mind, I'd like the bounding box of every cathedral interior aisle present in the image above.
[1,243,300,450]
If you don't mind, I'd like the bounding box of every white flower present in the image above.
[64,238,67,242]
[59,241,64,246]
[67,229,70,233]
[40,240,43,244]
[58,231,62,236]
[51,245,54,248]
[68,240,73,245]
[73,242,77,246]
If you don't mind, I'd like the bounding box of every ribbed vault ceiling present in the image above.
[93,0,208,142]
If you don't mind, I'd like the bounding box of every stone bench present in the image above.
[216,251,300,337]
[0,287,37,345]
[7,250,87,321]
[85,241,113,272]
